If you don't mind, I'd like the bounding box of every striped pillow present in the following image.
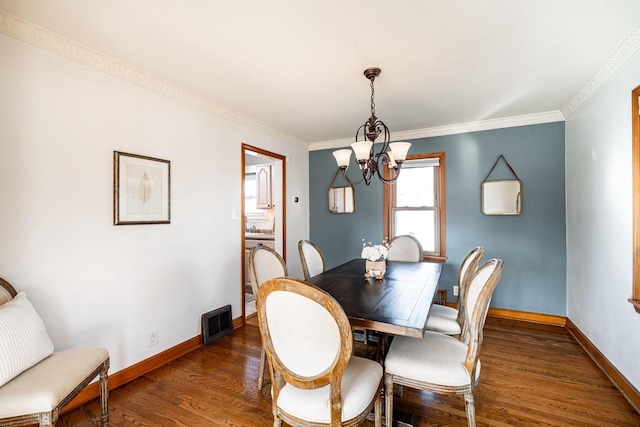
[0,291,54,387]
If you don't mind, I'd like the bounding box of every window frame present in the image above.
[631,85,640,313]
[383,152,446,263]
[244,172,267,218]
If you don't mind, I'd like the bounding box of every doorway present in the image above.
[241,144,286,323]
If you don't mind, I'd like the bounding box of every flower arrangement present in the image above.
[361,239,390,262]
[361,239,390,279]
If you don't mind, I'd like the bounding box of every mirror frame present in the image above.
[482,179,522,215]
[328,167,355,214]
[328,186,354,214]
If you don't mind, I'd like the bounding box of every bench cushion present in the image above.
[0,347,108,417]
[0,292,54,387]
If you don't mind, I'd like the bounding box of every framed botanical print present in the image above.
[114,151,170,225]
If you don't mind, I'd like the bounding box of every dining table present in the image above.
[307,258,443,427]
[307,258,443,341]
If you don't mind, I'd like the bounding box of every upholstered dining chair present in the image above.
[297,239,372,347]
[0,277,110,427]
[257,277,383,427]
[425,246,485,336]
[384,258,503,427]
[248,244,288,391]
[387,235,423,262]
[298,239,325,280]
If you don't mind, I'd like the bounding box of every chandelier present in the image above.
[332,67,411,185]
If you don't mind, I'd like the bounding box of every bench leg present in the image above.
[39,411,55,426]
[100,359,109,426]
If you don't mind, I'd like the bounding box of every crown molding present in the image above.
[561,23,640,118]
[5,8,636,152]
[0,9,308,150]
[309,111,565,151]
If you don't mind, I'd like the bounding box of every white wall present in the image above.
[566,50,640,389]
[0,33,309,374]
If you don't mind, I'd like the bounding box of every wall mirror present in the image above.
[328,166,355,214]
[329,186,354,213]
[482,154,522,215]
[482,180,522,215]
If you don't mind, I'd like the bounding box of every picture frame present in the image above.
[114,151,171,225]
[482,179,522,215]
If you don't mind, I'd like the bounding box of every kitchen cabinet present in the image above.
[256,165,272,209]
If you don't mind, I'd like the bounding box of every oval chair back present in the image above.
[257,277,383,426]
[455,246,485,326]
[298,240,326,280]
[462,258,503,351]
[387,235,423,262]
[248,244,288,296]
[247,244,288,391]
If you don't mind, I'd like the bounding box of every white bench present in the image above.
[0,278,109,427]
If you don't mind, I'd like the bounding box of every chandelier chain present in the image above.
[370,78,376,117]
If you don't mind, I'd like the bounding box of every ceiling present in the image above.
[2,0,640,149]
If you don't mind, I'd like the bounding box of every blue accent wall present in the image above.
[309,122,566,315]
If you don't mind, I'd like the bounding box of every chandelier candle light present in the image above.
[333,67,411,185]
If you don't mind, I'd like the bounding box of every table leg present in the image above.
[377,333,387,363]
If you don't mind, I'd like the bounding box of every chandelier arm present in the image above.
[374,152,403,185]
[372,121,391,157]
[378,175,400,185]
[355,123,366,142]
[377,166,401,185]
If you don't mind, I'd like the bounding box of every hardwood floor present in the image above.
[57,317,640,426]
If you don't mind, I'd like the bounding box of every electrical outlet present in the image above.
[148,330,158,347]
[453,286,459,296]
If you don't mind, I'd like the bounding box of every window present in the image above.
[631,86,640,313]
[244,173,265,218]
[384,152,446,262]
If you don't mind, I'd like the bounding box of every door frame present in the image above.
[241,143,287,323]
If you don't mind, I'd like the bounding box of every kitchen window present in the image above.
[244,173,266,218]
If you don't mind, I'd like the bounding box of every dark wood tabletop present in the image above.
[307,258,443,338]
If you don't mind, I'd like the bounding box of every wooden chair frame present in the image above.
[456,246,485,335]
[424,246,484,337]
[248,244,288,391]
[257,277,382,427]
[298,240,326,280]
[0,278,109,427]
[385,259,503,427]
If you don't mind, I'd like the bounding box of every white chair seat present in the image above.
[425,304,461,335]
[385,332,480,388]
[0,348,109,417]
[278,356,382,423]
[385,259,502,427]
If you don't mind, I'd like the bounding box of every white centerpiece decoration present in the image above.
[361,240,390,279]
